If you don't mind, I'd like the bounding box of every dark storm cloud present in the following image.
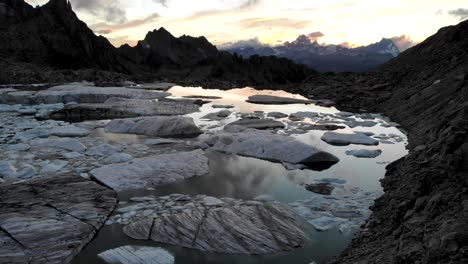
[70,0,127,24]
[448,8,468,21]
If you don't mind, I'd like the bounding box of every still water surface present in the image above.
[73,86,408,264]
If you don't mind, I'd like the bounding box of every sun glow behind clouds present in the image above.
[25,0,466,48]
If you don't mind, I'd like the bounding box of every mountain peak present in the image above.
[45,0,72,9]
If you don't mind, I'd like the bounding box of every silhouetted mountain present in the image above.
[0,0,129,72]
[222,35,400,72]
[0,0,312,85]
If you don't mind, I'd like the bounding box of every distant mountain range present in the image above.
[0,0,312,85]
[221,35,401,72]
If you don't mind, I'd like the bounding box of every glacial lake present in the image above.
[73,86,408,264]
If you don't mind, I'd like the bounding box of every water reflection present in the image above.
[73,85,409,264]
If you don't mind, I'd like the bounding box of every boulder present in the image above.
[321,132,379,146]
[90,150,209,191]
[98,246,174,264]
[0,176,117,264]
[50,125,90,137]
[32,84,170,104]
[102,153,133,164]
[305,183,335,195]
[131,82,177,91]
[212,104,235,109]
[290,111,319,119]
[40,160,68,174]
[345,149,382,158]
[30,138,87,152]
[345,120,378,128]
[123,201,306,254]
[246,95,313,105]
[49,98,200,121]
[267,112,288,118]
[6,143,31,151]
[105,116,202,138]
[201,110,231,121]
[225,118,285,130]
[205,130,339,169]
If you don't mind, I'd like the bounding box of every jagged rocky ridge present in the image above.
[0,0,312,85]
[288,19,468,263]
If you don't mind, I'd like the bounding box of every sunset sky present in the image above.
[26,0,468,49]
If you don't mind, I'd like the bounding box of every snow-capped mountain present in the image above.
[221,35,401,72]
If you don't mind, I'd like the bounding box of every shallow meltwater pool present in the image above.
[73,86,408,264]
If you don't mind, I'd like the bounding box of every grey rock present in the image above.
[32,84,170,104]
[98,246,174,264]
[267,112,288,118]
[290,111,319,119]
[0,175,117,264]
[91,150,209,191]
[105,116,202,138]
[305,183,335,195]
[50,125,90,137]
[345,149,382,158]
[62,152,85,159]
[31,138,87,152]
[143,138,178,146]
[102,153,133,165]
[6,143,31,151]
[225,118,285,130]
[346,120,378,128]
[205,130,339,167]
[201,110,231,121]
[0,161,17,179]
[16,164,38,180]
[123,202,306,254]
[321,132,379,146]
[212,104,235,109]
[202,196,225,206]
[246,95,313,105]
[86,144,121,156]
[40,160,69,174]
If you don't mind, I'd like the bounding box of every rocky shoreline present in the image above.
[289,20,468,264]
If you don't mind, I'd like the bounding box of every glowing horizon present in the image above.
[26,0,468,49]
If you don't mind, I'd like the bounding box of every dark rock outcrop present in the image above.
[0,0,312,85]
[292,19,468,264]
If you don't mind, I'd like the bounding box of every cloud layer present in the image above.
[448,8,468,21]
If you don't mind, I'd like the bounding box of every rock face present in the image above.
[321,132,379,146]
[246,95,313,105]
[0,175,117,264]
[105,116,202,138]
[90,150,209,191]
[98,246,174,264]
[204,129,339,168]
[293,19,468,264]
[120,196,307,254]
